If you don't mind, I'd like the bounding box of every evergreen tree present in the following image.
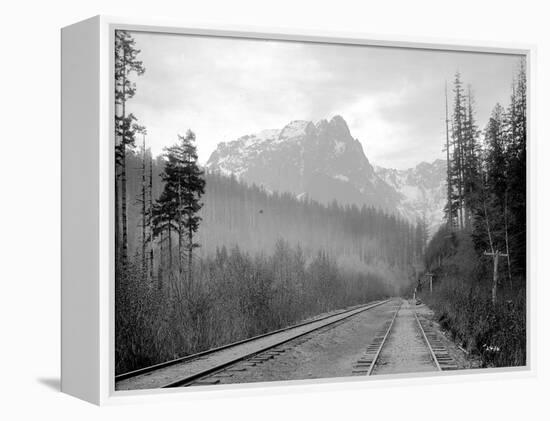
[415,216,429,258]
[505,59,527,275]
[472,103,506,253]
[449,72,467,229]
[465,58,526,292]
[115,30,145,268]
[447,74,482,232]
[152,130,206,287]
[462,87,482,230]
[444,81,453,229]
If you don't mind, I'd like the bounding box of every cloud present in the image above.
[125,31,523,169]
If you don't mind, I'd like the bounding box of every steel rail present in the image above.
[116,298,392,385]
[161,299,393,388]
[366,301,402,376]
[414,310,442,371]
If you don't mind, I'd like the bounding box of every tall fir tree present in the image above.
[449,72,467,229]
[415,215,429,259]
[152,130,206,287]
[462,87,482,230]
[444,81,453,229]
[505,59,527,275]
[447,74,482,232]
[115,30,145,268]
[472,103,506,253]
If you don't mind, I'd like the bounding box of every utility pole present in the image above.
[425,272,434,295]
[484,250,508,305]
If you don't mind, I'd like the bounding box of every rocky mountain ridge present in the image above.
[206,116,446,232]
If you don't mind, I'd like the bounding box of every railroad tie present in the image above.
[192,379,221,386]
[226,367,247,372]
[416,313,459,371]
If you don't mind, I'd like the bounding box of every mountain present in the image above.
[374,160,447,234]
[206,115,400,212]
[205,115,446,232]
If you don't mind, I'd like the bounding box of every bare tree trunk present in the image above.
[188,225,193,292]
[120,52,128,267]
[177,183,184,278]
[464,198,470,231]
[115,166,120,268]
[141,137,147,276]
[457,143,464,230]
[168,225,173,270]
[491,253,499,305]
[149,150,154,282]
[121,152,128,265]
[504,191,513,290]
[482,188,507,305]
[159,230,165,290]
[482,197,494,254]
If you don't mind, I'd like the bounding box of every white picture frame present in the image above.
[61,15,536,405]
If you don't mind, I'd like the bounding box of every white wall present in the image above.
[1,0,548,418]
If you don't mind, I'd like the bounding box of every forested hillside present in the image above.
[420,60,527,368]
[125,152,426,275]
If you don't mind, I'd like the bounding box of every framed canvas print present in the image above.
[61,16,533,405]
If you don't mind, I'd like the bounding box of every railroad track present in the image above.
[352,299,457,376]
[414,312,458,371]
[351,301,402,375]
[116,298,393,390]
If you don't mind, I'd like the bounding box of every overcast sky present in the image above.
[126,31,523,169]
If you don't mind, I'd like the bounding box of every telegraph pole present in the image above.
[425,272,434,295]
[484,250,508,305]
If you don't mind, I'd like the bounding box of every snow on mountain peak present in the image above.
[278,120,313,141]
[206,116,446,231]
[256,128,281,142]
[333,140,346,154]
[374,159,447,234]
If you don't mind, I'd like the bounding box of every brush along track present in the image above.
[115,299,393,390]
[353,300,457,376]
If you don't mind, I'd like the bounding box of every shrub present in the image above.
[423,282,525,367]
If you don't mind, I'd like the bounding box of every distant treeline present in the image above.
[124,154,428,277]
[421,61,526,368]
